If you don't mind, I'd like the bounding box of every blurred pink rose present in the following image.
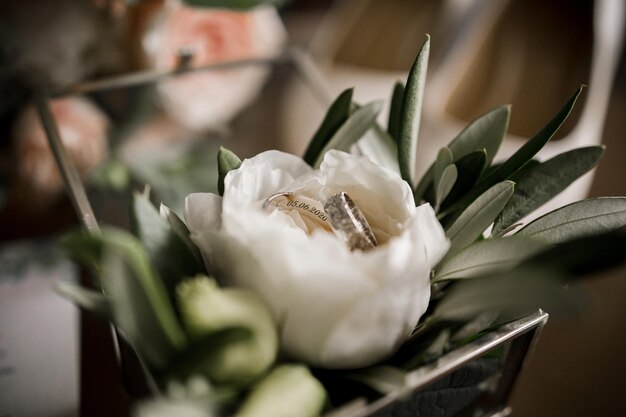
[12,97,109,201]
[143,2,286,130]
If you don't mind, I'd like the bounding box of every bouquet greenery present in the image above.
[59,37,626,417]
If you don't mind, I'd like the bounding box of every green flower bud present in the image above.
[176,276,277,385]
[235,365,326,417]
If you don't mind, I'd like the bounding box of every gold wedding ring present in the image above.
[263,191,378,251]
[263,192,331,231]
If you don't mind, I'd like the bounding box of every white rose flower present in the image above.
[185,150,449,369]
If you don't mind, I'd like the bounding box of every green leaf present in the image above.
[450,311,499,343]
[435,165,458,212]
[432,147,457,211]
[56,281,111,320]
[492,146,605,235]
[509,159,540,181]
[442,86,584,216]
[516,197,626,243]
[448,105,509,167]
[160,204,205,268]
[303,88,353,166]
[132,193,205,298]
[398,35,430,190]
[75,228,188,369]
[483,87,584,181]
[313,100,382,168]
[218,147,242,196]
[422,328,451,356]
[355,125,400,172]
[433,236,546,283]
[441,150,487,209]
[349,366,408,395]
[104,251,183,369]
[414,106,509,201]
[434,147,454,185]
[387,81,405,143]
[182,0,285,10]
[433,267,584,322]
[445,181,515,255]
[524,228,626,277]
[62,233,106,274]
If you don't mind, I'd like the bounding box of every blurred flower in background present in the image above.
[143,0,286,130]
[11,97,109,209]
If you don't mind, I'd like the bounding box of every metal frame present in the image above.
[37,44,548,417]
[323,310,548,417]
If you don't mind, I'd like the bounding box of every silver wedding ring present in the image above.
[323,192,378,251]
[263,191,378,251]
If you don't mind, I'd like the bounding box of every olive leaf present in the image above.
[218,146,242,196]
[349,366,409,395]
[516,197,626,243]
[132,192,205,297]
[387,81,405,143]
[450,311,500,343]
[313,100,382,168]
[433,236,546,283]
[441,150,487,209]
[435,166,457,213]
[355,127,400,173]
[56,281,111,320]
[398,35,430,190]
[445,181,515,256]
[103,248,186,369]
[441,86,584,216]
[433,147,453,185]
[433,267,584,322]
[63,228,188,369]
[303,88,353,166]
[414,106,509,201]
[524,228,626,277]
[432,147,457,211]
[492,146,605,235]
[160,204,204,267]
[448,105,509,167]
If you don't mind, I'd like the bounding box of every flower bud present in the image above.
[235,365,326,417]
[176,276,277,385]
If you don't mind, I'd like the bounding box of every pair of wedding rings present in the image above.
[263,191,378,251]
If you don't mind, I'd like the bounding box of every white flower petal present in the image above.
[185,193,223,231]
[224,150,313,208]
[185,193,224,272]
[414,203,450,268]
[319,150,415,241]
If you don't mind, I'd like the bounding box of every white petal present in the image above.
[185,193,223,231]
[185,193,223,273]
[318,150,415,241]
[224,150,313,209]
[414,203,450,268]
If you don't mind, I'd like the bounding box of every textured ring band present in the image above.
[263,191,378,251]
[323,192,378,251]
